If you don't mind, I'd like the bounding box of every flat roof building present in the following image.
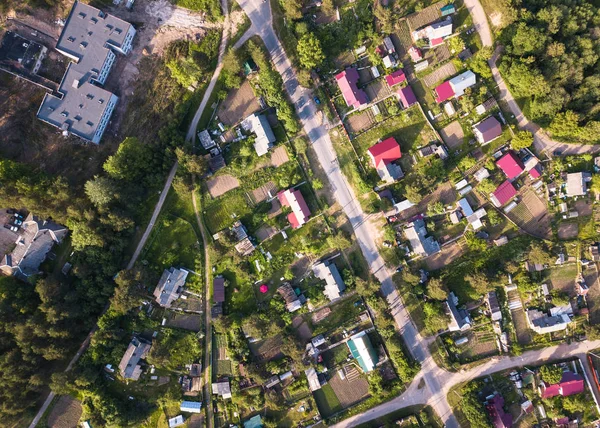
[37,1,136,144]
[566,172,589,197]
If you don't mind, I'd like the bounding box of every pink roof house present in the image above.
[408,46,423,62]
[491,180,517,207]
[497,151,525,179]
[335,68,368,109]
[485,394,513,428]
[397,86,417,108]
[278,188,311,229]
[385,69,406,87]
[434,81,455,103]
[540,371,585,399]
[367,137,403,183]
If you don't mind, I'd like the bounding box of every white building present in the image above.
[448,70,476,97]
[305,367,321,391]
[526,309,571,334]
[566,172,589,197]
[245,113,276,156]
[313,260,346,301]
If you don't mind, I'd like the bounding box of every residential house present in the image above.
[153,267,189,308]
[486,291,502,322]
[457,198,487,230]
[118,337,151,381]
[382,54,397,69]
[405,218,440,257]
[590,244,600,261]
[408,46,423,62]
[305,367,322,391]
[566,172,590,197]
[335,68,368,109]
[212,379,232,399]
[0,211,68,278]
[246,113,276,156]
[313,260,346,301]
[385,69,406,87]
[497,151,524,179]
[473,116,502,145]
[394,199,415,213]
[494,236,509,246]
[367,137,403,183]
[539,371,584,399]
[412,18,453,41]
[434,70,476,103]
[418,144,448,160]
[213,277,225,303]
[0,31,48,74]
[475,98,498,115]
[277,282,303,312]
[37,1,135,144]
[277,188,311,229]
[526,309,571,334]
[232,221,255,256]
[491,180,517,207]
[485,393,513,428]
[383,36,395,54]
[396,86,417,109]
[446,292,471,331]
[198,129,216,150]
[346,331,379,373]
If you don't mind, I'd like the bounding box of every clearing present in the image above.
[207,174,241,198]
[47,395,82,428]
[507,190,551,239]
[440,121,464,149]
[217,80,261,126]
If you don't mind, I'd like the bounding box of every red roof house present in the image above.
[529,165,541,179]
[434,81,455,103]
[385,69,406,87]
[485,394,513,428]
[408,46,423,62]
[367,137,403,183]
[397,86,417,108]
[540,371,585,399]
[335,68,369,109]
[491,180,517,207]
[278,188,311,229]
[497,151,525,179]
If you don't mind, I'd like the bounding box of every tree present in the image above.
[528,242,551,265]
[297,33,325,69]
[448,35,465,53]
[465,270,490,296]
[282,0,303,20]
[549,110,580,138]
[511,130,534,150]
[487,209,502,226]
[511,23,547,55]
[427,201,445,216]
[404,184,423,203]
[477,178,496,195]
[110,269,148,315]
[458,156,476,171]
[85,176,117,207]
[427,277,448,301]
[469,47,493,79]
[423,301,449,333]
[540,365,563,385]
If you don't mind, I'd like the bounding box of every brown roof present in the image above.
[213,277,225,303]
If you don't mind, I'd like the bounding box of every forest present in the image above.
[498,0,600,143]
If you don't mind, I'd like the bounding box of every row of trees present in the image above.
[499,0,600,143]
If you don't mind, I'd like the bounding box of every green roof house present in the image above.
[244,415,263,428]
[346,331,378,373]
[441,4,456,16]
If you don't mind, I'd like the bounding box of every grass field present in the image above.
[142,216,200,272]
[313,384,342,418]
[172,0,223,21]
[306,296,365,335]
[204,191,252,234]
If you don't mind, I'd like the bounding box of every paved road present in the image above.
[464,0,600,156]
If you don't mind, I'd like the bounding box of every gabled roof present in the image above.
[475,116,502,143]
[278,188,311,229]
[313,261,346,301]
[367,137,402,168]
[435,81,455,103]
[213,277,225,303]
[397,86,417,108]
[118,337,151,380]
[491,180,517,206]
[529,165,541,179]
[385,69,406,86]
[430,37,444,47]
[347,331,378,373]
[408,46,423,62]
[497,151,524,179]
[541,371,584,398]
[335,68,368,108]
[153,267,188,308]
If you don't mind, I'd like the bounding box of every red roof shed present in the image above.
[430,37,444,47]
[435,81,455,103]
[367,137,402,168]
[497,151,525,179]
[385,69,406,87]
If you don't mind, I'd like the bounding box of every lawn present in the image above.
[306,296,366,335]
[313,384,342,418]
[172,0,223,21]
[203,191,252,234]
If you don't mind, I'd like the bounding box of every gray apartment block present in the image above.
[37,1,136,144]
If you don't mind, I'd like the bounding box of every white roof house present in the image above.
[457,198,486,230]
[394,199,415,213]
[212,380,232,399]
[313,260,346,301]
[168,416,185,428]
[347,331,378,373]
[566,172,588,197]
[405,218,440,257]
[382,55,397,69]
[449,70,476,97]
[526,309,571,334]
[446,292,471,331]
[180,401,202,413]
[426,19,453,39]
[246,113,276,156]
[305,367,321,391]
[198,129,216,150]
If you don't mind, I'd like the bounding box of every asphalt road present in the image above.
[464,0,600,156]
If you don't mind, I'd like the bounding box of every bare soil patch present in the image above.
[558,222,579,240]
[269,145,289,167]
[364,79,392,104]
[346,110,375,135]
[422,62,457,88]
[165,313,202,332]
[425,240,465,270]
[584,265,600,324]
[207,174,240,198]
[507,190,551,239]
[440,121,464,149]
[328,370,369,409]
[255,224,277,242]
[575,199,593,216]
[217,80,260,126]
[47,395,82,428]
[296,322,312,341]
[250,181,277,205]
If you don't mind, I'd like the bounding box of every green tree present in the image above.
[458,156,476,171]
[549,110,580,138]
[404,184,423,203]
[423,301,449,333]
[85,176,117,207]
[297,33,325,69]
[540,365,563,385]
[448,35,466,54]
[427,201,445,216]
[465,270,490,295]
[478,178,496,195]
[511,130,534,150]
[427,277,448,301]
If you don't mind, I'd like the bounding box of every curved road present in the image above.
[237,0,600,426]
[464,0,600,156]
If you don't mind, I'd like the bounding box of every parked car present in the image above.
[313,96,321,105]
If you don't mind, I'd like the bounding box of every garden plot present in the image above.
[328,369,369,408]
[506,190,551,239]
[346,110,376,135]
[440,121,464,149]
[249,335,283,362]
[425,240,466,271]
[269,145,290,167]
[217,80,261,126]
[456,326,499,363]
[406,1,444,32]
[249,181,277,205]
[47,395,82,428]
[575,199,593,216]
[584,266,600,325]
[558,222,579,240]
[255,224,278,242]
[422,62,457,88]
[165,313,202,332]
[207,174,240,198]
[364,79,393,104]
[396,20,413,52]
[433,44,452,63]
[549,265,578,297]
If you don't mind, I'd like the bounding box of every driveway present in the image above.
[464,0,600,156]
